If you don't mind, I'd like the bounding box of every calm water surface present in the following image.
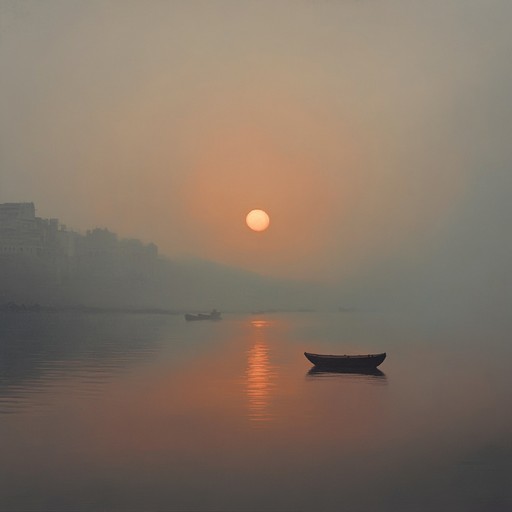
[0,311,510,511]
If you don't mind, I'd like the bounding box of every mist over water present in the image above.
[1,1,511,509]
[0,311,510,511]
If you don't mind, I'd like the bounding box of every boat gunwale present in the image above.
[304,352,386,360]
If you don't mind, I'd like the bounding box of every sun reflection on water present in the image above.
[245,320,277,425]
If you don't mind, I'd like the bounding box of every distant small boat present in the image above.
[184,309,221,322]
[304,352,386,369]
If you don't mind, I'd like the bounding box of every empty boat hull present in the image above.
[304,352,386,369]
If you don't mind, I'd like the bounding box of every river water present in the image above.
[0,311,510,511]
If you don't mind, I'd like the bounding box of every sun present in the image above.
[246,209,270,232]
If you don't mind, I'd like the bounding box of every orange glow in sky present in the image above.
[0,1,474,282]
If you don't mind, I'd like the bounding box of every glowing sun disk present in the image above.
[246,209,270,232]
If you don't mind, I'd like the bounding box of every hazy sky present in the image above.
[1,0,511,287]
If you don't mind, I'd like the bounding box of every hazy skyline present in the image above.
[1,0,511,297]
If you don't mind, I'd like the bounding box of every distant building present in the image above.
[0,202,158,284]
[0,202,43,256]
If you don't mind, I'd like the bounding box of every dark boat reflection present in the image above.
[307,366,387,381]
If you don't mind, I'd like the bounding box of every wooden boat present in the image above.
[184,310,221,321]
[304,351,386,369]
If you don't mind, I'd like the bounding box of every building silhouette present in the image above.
[0,202,158,306]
